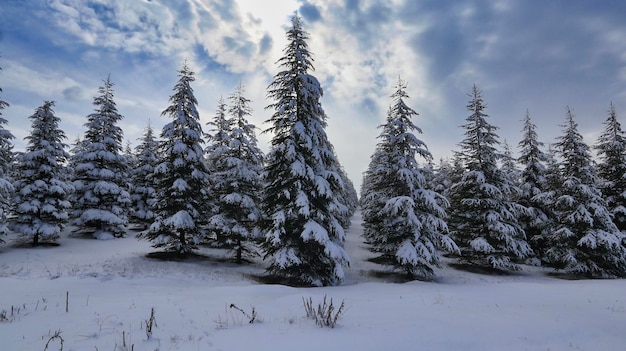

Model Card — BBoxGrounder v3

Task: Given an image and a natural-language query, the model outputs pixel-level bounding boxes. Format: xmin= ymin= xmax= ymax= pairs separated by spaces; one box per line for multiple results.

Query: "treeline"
xmin=1 ymin=13 xmax=625 ymax=286
xmin=0 ymin=15 xmax=358 ymax=287
xmin=361 ymin=82 xmax=626 ymax=280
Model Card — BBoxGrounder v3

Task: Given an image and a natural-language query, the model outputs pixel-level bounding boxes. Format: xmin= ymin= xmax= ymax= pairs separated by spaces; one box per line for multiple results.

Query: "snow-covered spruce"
xmin=70 ymin=77 xmax=130 ymax=239
xmin=129 ymin=123 xmax=159 ymax=229
xmin=324 ymin=149 xmax=358 ymax=231
xmin=543 ymin=107 xmax=626 ymax=277
xmin=11 ymin=101 xmax=73 ymax=246
xmin=447 ymin=85 xmax=532 ymax=271
xmin=138 ymin=63 xmax=211 ymax=256
xmin=517 ymin=111 xmax=551 ymax=260
xmin=594 ymin=103 xmax=626 ymax=232
xmin=0 ymin=61 xmax=13 ymax=241
xmin=260 ymin=14 xmax=349 ymax=286
xmin=500 ymin=139 xmax=521 ymax=187
xmin=206 ymin=82 xmax=265 ymax=263
xmin=361 ymin=78 xmax=458 ymax=279
xmin=204 ymin=95 xmax=230 ymax=228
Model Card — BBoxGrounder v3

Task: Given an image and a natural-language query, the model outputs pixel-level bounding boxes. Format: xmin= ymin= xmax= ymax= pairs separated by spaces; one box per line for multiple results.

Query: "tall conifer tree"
xmin=361 ymin=78 xmax=457 ymax=279
xmin=71 ymin=77 xmax=130 ymax=239
xmin=139 ymin=63 xmax=210 ymax=255
xmin=516 ymin=111 xmax=551 ymax=260
xmin=594 ymin=103 xmax=626 ymax=231
xmin=545 ymin=107 xmax=626 ymax=277
xmin=12 ymin=101 xmax=73 ymax=245
xmin=261 ymin=14 xmax=349 ymax=286
xmin=208 ymin=82 xmax=264 ymax=263
xmin=0 ymin=59 xmax=13 ymax=239
xmin=447 ymin=85 xmax=531 ymax=270
xmin=129 ymin=123 xmax=159 ymax=229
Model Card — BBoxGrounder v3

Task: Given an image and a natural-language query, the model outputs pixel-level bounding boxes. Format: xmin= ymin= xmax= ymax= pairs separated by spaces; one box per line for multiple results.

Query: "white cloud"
xmin=2 ymin=60 xmax=86 ymax=100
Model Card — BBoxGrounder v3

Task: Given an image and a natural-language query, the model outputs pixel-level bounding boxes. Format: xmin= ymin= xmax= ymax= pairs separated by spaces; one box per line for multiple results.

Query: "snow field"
xmin=1 ymin=217 xmax=625 ymax=350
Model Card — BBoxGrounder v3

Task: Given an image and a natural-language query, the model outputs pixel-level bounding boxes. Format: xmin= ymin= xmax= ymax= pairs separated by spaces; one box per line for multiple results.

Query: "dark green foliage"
xmin=11 ymin=101 xmax=73 ymax=246
xmin=594 ymin=103 xmax=626 ymax=231
xmin=139 ymin=63 xmax=211 ymax=255
xmin=447 ymin=85 xmax=531 ymax=271
xmin=71 ymin=77 xmax=130 ymax=239
xmin=129 ymin=124 xmax=158 ymax=229
xmin=517 ymin=111 xmax=551 ymax=260
xmin=260 ymin=14 xmax=348 ymax=286
xmin=361 ymin=78 xmax=457 ymax=279
xmin=543 ymin=107 xmax=626 ymax=277
xmin=207 ymin=83 xmax=264 ymax=263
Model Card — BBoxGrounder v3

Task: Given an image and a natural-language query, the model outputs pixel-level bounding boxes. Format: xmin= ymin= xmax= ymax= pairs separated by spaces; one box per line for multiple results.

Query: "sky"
xmin=1 ymin=0 xmax=626 ymax=190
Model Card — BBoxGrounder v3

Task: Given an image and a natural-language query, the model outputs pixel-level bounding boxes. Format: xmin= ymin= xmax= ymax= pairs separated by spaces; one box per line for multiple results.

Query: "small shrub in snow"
xmin=44 ymin=329 xmax=64 ymax=351
xmin=215 ymin=303 xmax=261 ymax=329
xmin=303 ymin=295 xmax=345 ymax=328
xmin=229 ymin=303 xmax=259 ymax=324
xmin=114 ymin=330 xmax=134 ymax=351
xmin=0 ymin=304 xmax=26 ymax=323
xmin=144 ymin=307 xmax=157 ymax=340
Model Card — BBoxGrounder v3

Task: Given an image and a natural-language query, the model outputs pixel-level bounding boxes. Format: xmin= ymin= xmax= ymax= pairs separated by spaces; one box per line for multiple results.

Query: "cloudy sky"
xmin=1 ymin=0 xmax=626 ymax=189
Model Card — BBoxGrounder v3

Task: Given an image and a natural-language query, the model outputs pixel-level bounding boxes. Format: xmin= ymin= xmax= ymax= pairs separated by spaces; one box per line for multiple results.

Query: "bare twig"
xmin=44 ymin=329 xmax=64 ymax=351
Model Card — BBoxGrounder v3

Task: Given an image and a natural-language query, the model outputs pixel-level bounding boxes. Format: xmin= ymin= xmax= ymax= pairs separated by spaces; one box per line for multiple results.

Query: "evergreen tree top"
xmin=596 ymin=102 xmax=625 ymax=154
xmin=206 ymin=96 xmax=231 ymax=147
xmin=378 ymin=77 xmax=430 ymax=162
xmin=518 ymin=110 xmax=547 ymax=164
xmin=556 ymin=107 xmax=594 ymax=184
xmin=456 ymin=84 xmax=500 ymax=171
xmin=278 ymin=13 xmax=314 ymax=73
xmin=518 ymin=110 xmax=548 ymax=196
xmin=265 ymin=13 xmax=327 ymax=138
xmin=229 ymin=81 xmax=253 ymax=124
xmin=83 ymin=76 xmax=125 ymax=155
xmin=160 ymin=62 xmax=204 ymax=148
xmin=25 ymin=101 xmax=67 ymax=151
xmin=163 ymin=62 xmax=198 ymax=114
xmin=135 ymin=123 xmax=158 ymax=159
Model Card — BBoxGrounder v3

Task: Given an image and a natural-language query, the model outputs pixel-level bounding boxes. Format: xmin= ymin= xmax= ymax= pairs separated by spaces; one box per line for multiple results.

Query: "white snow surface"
xmin=1 ymin=212 xmax=625 ymax=350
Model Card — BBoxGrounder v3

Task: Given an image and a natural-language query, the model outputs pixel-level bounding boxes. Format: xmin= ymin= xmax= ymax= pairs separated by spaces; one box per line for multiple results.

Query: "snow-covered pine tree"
xmin=501 ymin=139 xmax=521 ymax=186
xmin=361 ymin=78 xmax=457 ymax=279
xmin=123 ymin=140 xmax=136 ymax=180
xmin=594 ymin=103 xmax=626 ymax=231
xmin=447 ymin=85 xmax=532 ymax=271
xmin=533 ymin=144 xmax=564 ymax=257
xmin=430 ymin=158 xmax=454 ymax=197
xmin=66 ymin=136 xmax=86 ymax=183
xmin=360 ymin=147 xmax=386 ymax=245
xmin=71 ymin=77 xmax=130 ymax=239
xmin=542 ymin=144 xmax=563 ymax=200
xmin=544 ymin=107 xmax=626 ymax=277
xmin=205 ymin=96 xmax=231 ymax=173
xmin=122 ymin=140 xmax=136 ymax=214
xmin=11 ymin=101 xmax=73 ymax=246
xmin=336 ymin=164 xmax=359 ymax=228
xmin=129 ymin=123 xmax=158 ymax=229
xmin=261 ymin=14 xmax=349 ymax=286
xmin=139 ymin=63 xmax=211 ymax=256
xmin=208 ymin=82 xmax=264 ymax=263
xmin=204 ymin=95 xmax=230 ymax=237
xmin=517 ymin=111 xmax=550 ymax=260
xmin=0 ymin=61 xmax=14 ymax=240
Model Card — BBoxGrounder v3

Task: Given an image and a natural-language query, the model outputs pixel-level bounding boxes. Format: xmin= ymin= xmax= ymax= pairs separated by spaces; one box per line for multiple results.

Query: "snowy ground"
xmin=1 ymin=213 xmax=625 ymax=351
